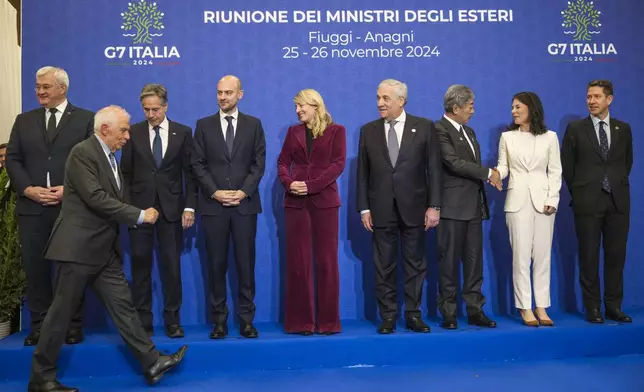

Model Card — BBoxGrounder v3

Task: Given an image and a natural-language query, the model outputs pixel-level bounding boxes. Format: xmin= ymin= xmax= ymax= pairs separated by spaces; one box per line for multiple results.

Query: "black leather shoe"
xmin=377 ymin=318 xmax=396 ymax=334
xmin=65 ymin=328 xmax=84 ymax=345
xmin=585 ymin=308 xmax=604 ymax=324
xmin=606 ymin=309 xmax=632 ymax=323
xmin=209 ymin=323 xmax=228 ymax=339
xmin=441 ymin=316 xmax=458 ymax=330
xmin=240 ymin=323 xmax=259 ymax=338
xmin=468 ymin=312 xmax=497 ymax=328
xmin=144 ymin=345 xmax=188 ymax=385
xmin=405 ymin=316 xmax=430 ymax=333
xmin=165 ymin=325 xmax=184 ymax=338
xmin=27 ymin=380 xmax=78 ymax=391
xmin=24 ymin=330 xmax=40 ymax=346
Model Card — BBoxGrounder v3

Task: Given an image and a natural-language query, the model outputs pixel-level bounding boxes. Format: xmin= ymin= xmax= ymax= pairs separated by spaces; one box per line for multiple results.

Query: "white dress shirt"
xmin=45 ymin=100 xmax=68 ymax=187
xmin=591 ymin=113 xmax=611 ymax=148
xmin=443 ymin=115 xmax=492 ymax=179
xmin=95 ymin=135 xmax=145 ymax=224
xmin=148 ymin=117 xmax=169 ymax=157
xmin=220 ymin=108 xmax=239 ymax=140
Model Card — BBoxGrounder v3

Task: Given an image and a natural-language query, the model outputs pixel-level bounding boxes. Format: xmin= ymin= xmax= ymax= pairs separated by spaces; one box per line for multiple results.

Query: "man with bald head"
xmin=29 ymin=106 xmax=187 ymax=392
xmin=192 ymin=75 xmax=266 ymax=339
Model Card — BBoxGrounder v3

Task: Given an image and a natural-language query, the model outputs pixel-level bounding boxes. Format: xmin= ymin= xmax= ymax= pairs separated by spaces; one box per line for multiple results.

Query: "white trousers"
xmin=505 ymin=192 xmax=555 ymax=309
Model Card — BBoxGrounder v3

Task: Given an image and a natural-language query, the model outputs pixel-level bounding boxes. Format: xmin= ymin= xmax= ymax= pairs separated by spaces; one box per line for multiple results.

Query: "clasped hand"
xmin=289 ymin=181 xmax=308 ymax=196
xmin=24 ymin=185 xmax=63 ymax=206
xmin=212 ymin=190 xmax=247 ymax=206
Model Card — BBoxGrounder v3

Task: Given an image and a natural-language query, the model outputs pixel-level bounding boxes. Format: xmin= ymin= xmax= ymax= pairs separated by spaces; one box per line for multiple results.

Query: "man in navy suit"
xmin=192 ymin=75 xmax=266 ymax=339
xmin=121 ymin=84 xmax=197 ymax=338
xmin=5 ymin=66 xmax=90 ymax=346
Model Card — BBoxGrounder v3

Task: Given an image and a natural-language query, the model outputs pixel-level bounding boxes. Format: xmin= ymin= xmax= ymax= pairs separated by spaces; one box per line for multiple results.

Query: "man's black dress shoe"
xmin=377 ymin=318 xmax=396 ymax=334
xmin=209 ymin=323 xmax=228 ymax=339
xmin=27 ymin=380 xmax=78 ymax=392
xmin=468 ymin=312 xmax=497 ymax=328
xmin=606 ymin=309 xmax=632 ymax=323
xmin=586 ymin=308 xmax=604 ymax=324
xmin=65 ymin=328 xmax=84 ymax=345
xmin=165 ymin=325 xmax=184 ymax=338
xmin=441 ymin=317 xmax=458 ymax=330
xmin=24 ymin=330 xmax=40 ymax=346
xmin=405 ymin=316 xmax=431 ymax=333
xmin=240 ymin=323 xmax=259 ymax=338
xmin=144 ymin=345 xmax=188 ymax=385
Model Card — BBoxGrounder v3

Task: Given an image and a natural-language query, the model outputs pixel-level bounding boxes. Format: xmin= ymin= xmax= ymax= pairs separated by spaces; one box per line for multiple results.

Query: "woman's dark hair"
xmin=508 ymin=92 xmax=547 ymax=136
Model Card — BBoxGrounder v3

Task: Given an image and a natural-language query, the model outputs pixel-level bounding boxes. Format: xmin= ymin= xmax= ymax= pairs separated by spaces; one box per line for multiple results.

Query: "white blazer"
xmin=496 ymin=130 xmax=562 ymax=213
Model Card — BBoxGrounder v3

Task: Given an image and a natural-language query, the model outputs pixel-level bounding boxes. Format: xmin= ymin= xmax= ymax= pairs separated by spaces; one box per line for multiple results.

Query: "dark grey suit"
xmin=5 ymin=103 xmax=93 ymax=330
xmin=434 ymin=117 xmax=490 ymax=318
xmin=30 ymin=136 xmax=160 ymax=383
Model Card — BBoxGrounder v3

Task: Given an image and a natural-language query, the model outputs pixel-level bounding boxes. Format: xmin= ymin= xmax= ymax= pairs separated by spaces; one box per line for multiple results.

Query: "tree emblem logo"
xmin=121 ymin=0 xmax=165 ymax=44
xmin=561 ymin=0 xmax=601 ymax=41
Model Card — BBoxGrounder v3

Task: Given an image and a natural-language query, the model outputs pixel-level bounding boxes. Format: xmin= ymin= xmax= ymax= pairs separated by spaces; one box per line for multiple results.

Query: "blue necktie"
xmin=598 ymin=121 xmax=611 ymax=193
xmin=109 ymin=153 xmax=120 ymax=189
xmin=225 ymin=116 xmax=234 ymax=155
xmin=152 ymin=125 xmax=163 ymax=168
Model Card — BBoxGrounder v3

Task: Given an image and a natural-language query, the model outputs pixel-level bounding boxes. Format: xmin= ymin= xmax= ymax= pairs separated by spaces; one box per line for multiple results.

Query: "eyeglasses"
xmin=34 ymin=84 xmax=57 ymax=92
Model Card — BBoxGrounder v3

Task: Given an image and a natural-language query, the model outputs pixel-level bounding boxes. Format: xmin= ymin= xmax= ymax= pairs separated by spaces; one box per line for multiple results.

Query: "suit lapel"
xmin=90 ymin=137 xmax=120 ymax=196
xmin=442 ymin=118 xmax=476 ymax=162
xmin=212 ymin=113 xmax=231 ymax=161
xmin=463 ymin=126 xmax=480 ymax=163
xmin=135 ymin=122 xmax=157 ymax=168
xmin=377 ymin=120 xmax=394 ymax=168
xmin=509 ymin=132 xmax=530 ymax=171
xmin=395 ymin=115 xmax=419 ymax=168
xmin=527 ymin=133 xmax=543 ymax=171
xmin=230 ymin=113 xmax=246 ymax=159
xmin=161 ymin=121 xmax=181 ymax=167
xmin=608 ymin=120 xmax=620 ymax=160
xmin=310 ymin=127 xmax=329 ymax=157
xmin=51 ymin=104 xmax=75 ymax=143
xmin=583 ymin=117 xmax=604 ymax=160
xmin=293 ymin=125 xmax=308 ymax=160
xmin=36 ymin=108 xmax=50 ymax=147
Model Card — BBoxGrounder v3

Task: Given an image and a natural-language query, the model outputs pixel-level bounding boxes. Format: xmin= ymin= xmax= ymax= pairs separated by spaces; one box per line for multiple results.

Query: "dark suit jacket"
xmin=120 ymin=119 xmax=197 ymax=222
xmin=45 ymin=136 xmax=141 ymax=266
xmin=561 ymin=116 xmax=632 ymax=214
xmin=277 ymin=123 xmax=346 ymax=209
xmin=192 ymin=111 xmax=266 ymax=215
xmin=357 ymin=113 xmax=442 ymax=227
xmin=5 ymin=103 xmax=94 ymax=215
xmin=435 ymin=117 xmax=490 ymax=221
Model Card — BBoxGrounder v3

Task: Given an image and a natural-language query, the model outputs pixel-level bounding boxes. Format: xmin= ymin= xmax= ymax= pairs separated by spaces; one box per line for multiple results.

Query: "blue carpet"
xmin=1 ymin=310 xmax=643 ymax=386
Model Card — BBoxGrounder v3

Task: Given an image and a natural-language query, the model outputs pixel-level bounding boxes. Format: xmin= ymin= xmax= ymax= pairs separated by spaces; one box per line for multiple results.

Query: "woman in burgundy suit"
xmin=277 ymin=89 xmax=346 ymax=335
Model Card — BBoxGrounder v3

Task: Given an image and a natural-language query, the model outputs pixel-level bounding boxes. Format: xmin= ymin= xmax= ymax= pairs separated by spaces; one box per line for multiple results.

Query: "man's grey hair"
xmin=378 ymin=79 xmax=408 ymax=103
xmin=444 ymin=85 xmax=474 ymax=113
xmin=140 ymin=84 xmax=168 ymax=105
xmin=36 ymin=66 xmax=70 ymax=90
xmin=94 ymin=106 xmax=130 ymax=134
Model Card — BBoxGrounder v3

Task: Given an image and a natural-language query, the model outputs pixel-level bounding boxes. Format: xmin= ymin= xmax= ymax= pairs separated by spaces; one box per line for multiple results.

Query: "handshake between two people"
xmin=488 ymin=168 xmax=503 ymax=191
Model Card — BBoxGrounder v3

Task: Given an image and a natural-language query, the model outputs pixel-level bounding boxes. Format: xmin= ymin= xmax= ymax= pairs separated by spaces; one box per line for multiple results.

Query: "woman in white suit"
xmin=496 ymin=92 xmax=562 ymax=326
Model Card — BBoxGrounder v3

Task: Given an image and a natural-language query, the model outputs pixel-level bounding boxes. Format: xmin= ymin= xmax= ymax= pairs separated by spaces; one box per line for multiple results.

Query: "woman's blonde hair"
xmin=294 ymin=89 xmax=332 ymax=138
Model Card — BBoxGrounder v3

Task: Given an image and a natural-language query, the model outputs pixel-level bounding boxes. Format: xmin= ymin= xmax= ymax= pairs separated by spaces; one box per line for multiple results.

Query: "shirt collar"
xmin=591 ymin=112 xmax=610 ymax=128
xmin=47 ymin=99 xmax=68 ymax=114
xmin=220 ymin=108 xmax=239 ymax=121
xmin=94 ymin=134 xmax=113 ymax=155
xmin=386 ymin=110 xmax=406 ymax=124
xmin=443 ymin=114 xmax=464 ymax=132
xmin=149 ymin=116 xmax=169 ymax=132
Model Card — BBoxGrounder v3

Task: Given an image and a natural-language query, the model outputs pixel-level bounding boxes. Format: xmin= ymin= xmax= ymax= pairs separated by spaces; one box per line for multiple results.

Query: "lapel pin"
xmin=459 ymin=137 xmax=464 ymax=141
xmin=615 ymin=126 xmax=619 ymax=130
xmin=411 ymin=129 xmax=416 ymax=133
xmin=172 ymin=132 xmax=176 ymax=135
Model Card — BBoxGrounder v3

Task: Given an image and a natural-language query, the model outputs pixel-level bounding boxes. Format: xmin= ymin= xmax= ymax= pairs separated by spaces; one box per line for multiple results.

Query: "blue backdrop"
xmin=22 ymin=0 xmax=644 ymax=327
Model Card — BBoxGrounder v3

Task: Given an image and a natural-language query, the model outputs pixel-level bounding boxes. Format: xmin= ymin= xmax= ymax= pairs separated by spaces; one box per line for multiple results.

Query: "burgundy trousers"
xmin=284 ymin=201 xmax=340 ymax=333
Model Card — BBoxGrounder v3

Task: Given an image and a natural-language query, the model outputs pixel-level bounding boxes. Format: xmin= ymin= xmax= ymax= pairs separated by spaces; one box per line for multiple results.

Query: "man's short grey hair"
xmin=36 ymin=66 xmax=70 ymax=90
xmin=140 ymin=84 xmax=168 ymax=105
xmin=378 ymin=79 xmax=408 ymax=103
xmin=444 ymin=85 xmax=474 ymax=113
xmin=94 ymin=106 xmax=130 ymax=134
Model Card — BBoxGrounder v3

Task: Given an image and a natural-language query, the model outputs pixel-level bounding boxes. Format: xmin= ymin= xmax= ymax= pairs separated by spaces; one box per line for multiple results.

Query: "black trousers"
xmin=203 ymin=210 xmax=257 ymax=324
xmin=436 ymin=217 xmax=485 ymax=318
xmin=575 ymin=191 xmax=630 ymax=310
xmin=372 ymin=203 xmax=426 ymax=320
xmin=30 ymin=254 xmax=159 ymax=383
xmin=129 ymin=201 xmax=183 ymax=327
xmin=17 ymin=207 xmax=83 ymax=330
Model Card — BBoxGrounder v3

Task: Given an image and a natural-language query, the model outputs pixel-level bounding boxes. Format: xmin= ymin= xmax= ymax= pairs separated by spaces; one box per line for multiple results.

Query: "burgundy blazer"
xmin=277 ymin=123 xmax=346 ymax=209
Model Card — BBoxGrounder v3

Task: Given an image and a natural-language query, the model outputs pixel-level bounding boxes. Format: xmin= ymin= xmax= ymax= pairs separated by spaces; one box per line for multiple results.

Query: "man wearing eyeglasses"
xmin=5 ymin=66 xmax=94 ymax=347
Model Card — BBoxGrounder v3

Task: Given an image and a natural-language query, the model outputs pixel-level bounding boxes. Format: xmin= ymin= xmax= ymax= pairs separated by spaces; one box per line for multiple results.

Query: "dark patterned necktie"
xmin=152 ymin=125 xmax=163 ymax=168
xmin=598 ymin=121 xmax=611 ymax=193
xmin=225 ymin=116 xmax=234 ymax=155
xmin=47 ymin=108 xmax=58 ymax=133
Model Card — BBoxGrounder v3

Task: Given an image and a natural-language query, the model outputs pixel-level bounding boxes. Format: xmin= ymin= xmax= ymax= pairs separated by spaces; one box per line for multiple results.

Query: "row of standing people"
xmin=5 ymin=67 xmax=632 ymax=390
